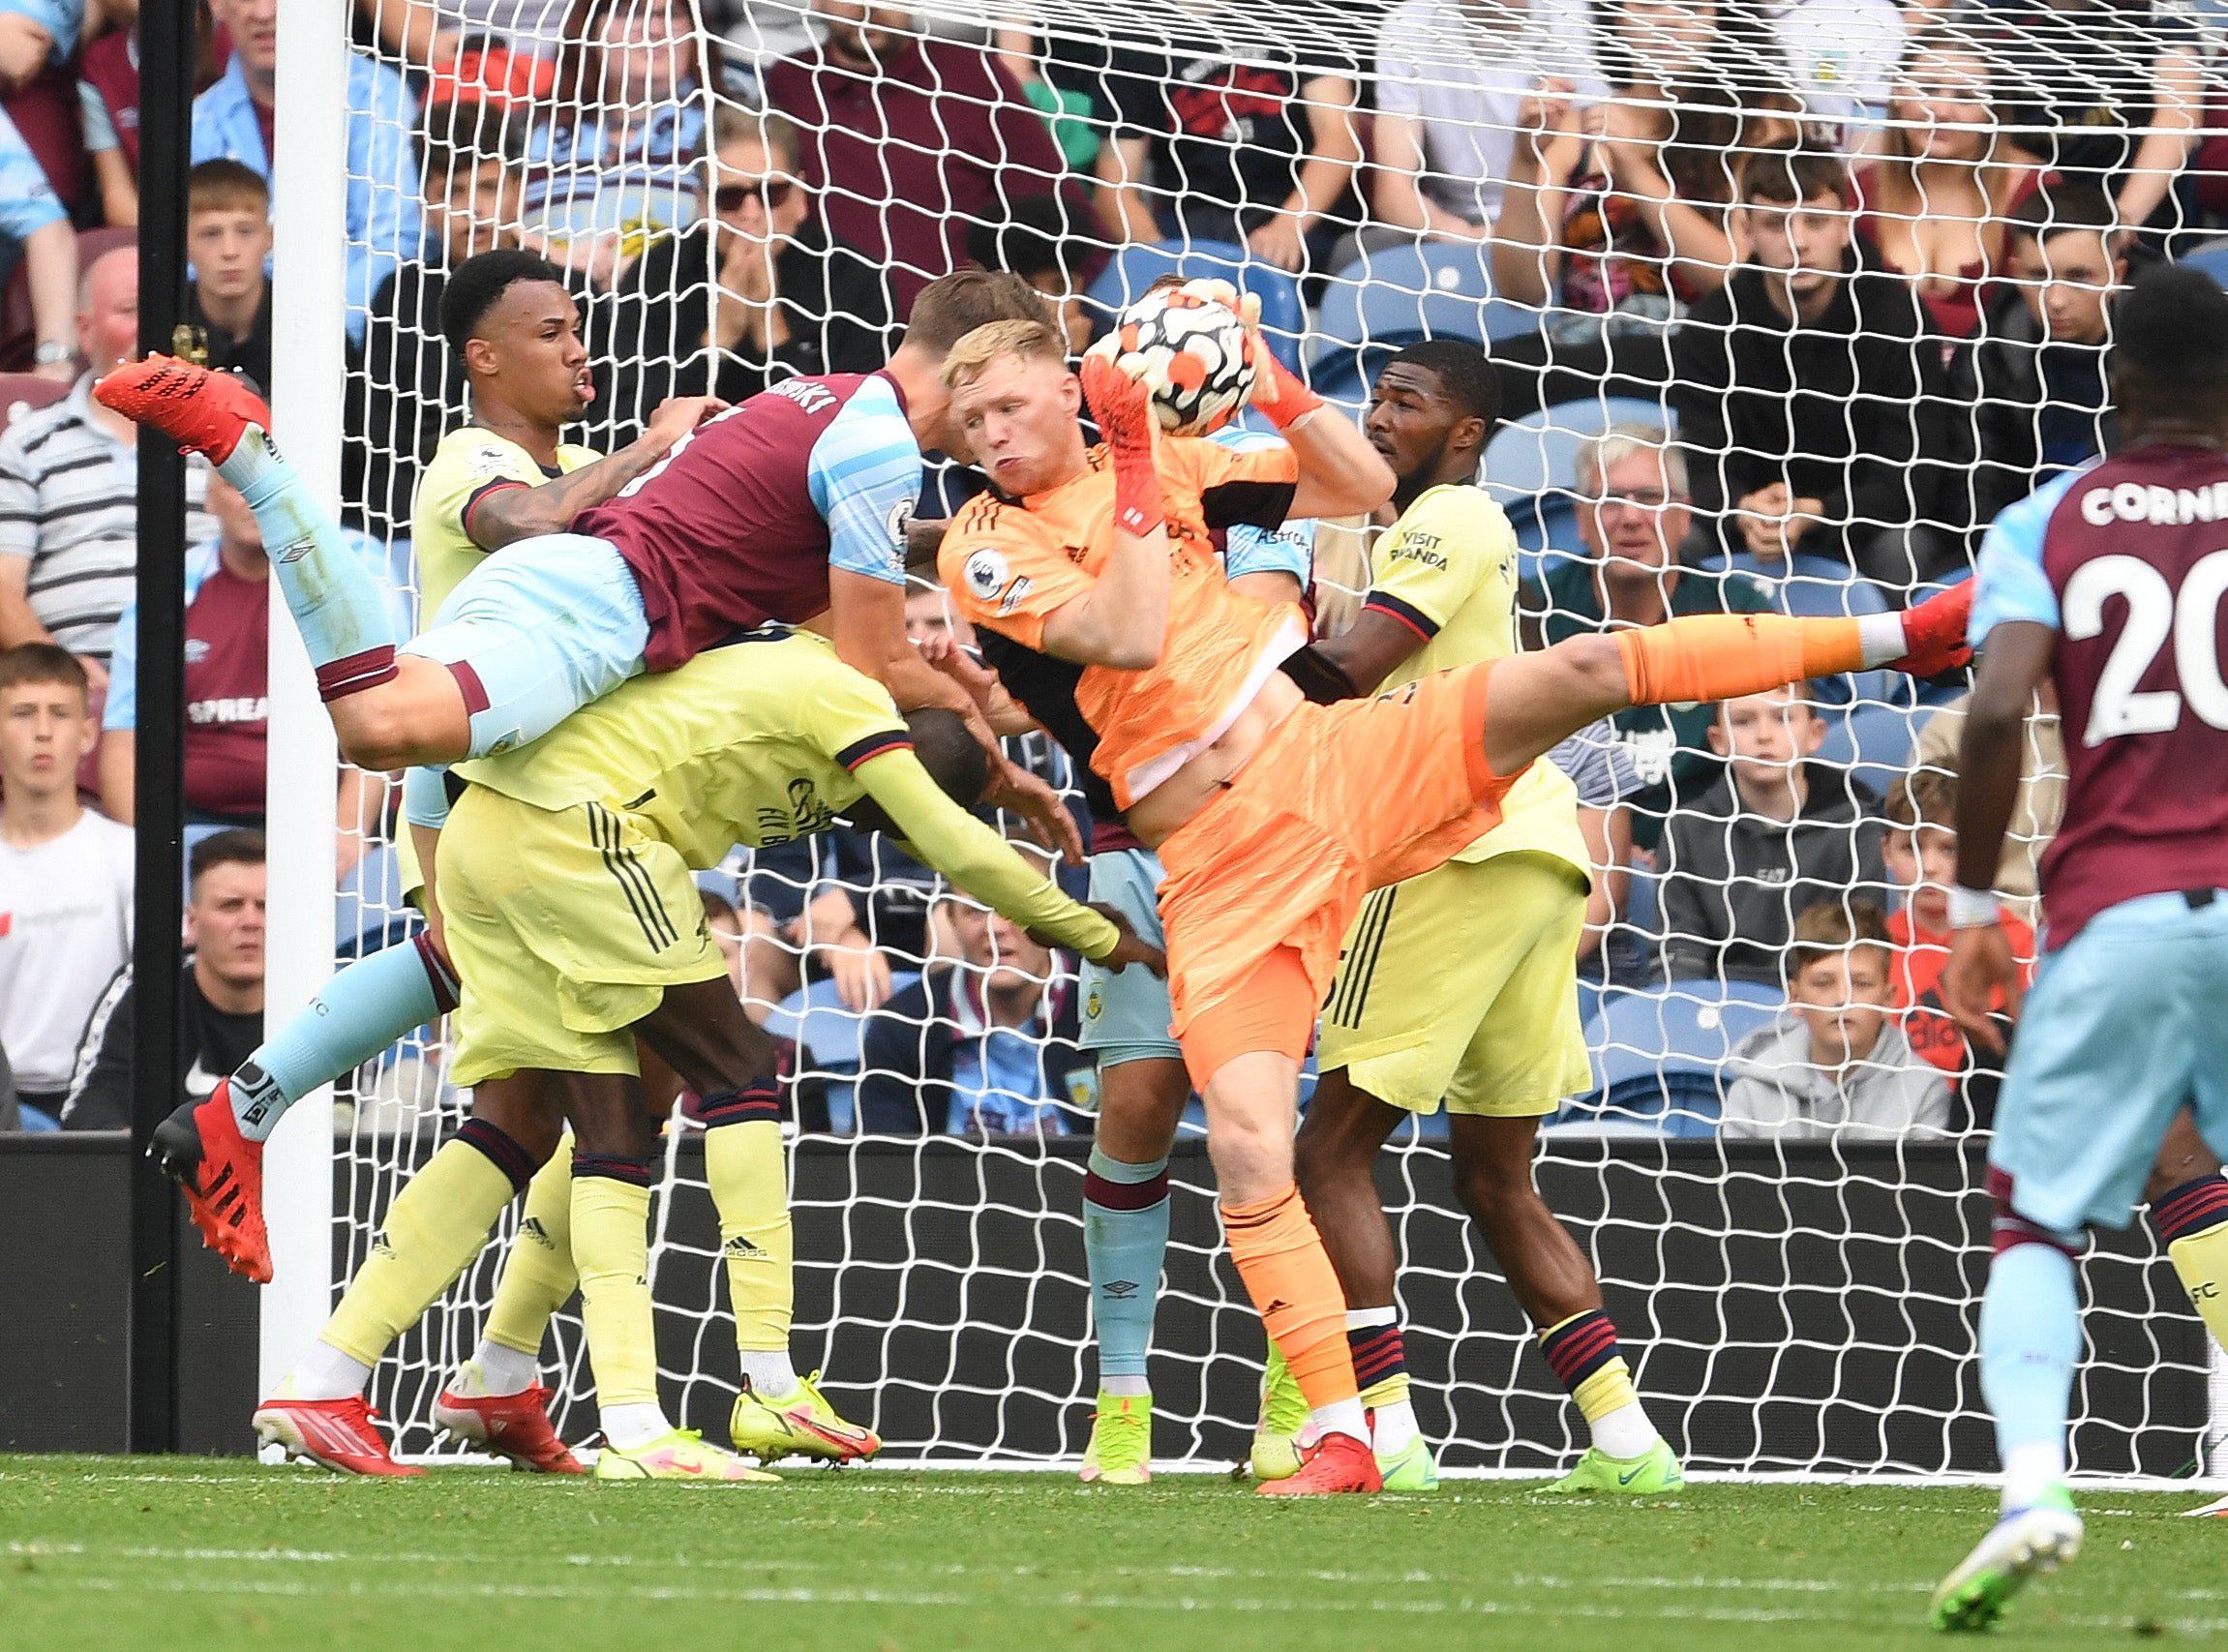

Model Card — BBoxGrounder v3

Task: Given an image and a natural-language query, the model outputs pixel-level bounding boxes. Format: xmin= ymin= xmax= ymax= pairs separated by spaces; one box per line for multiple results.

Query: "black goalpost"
xmin=126 ymin=0 xmax=201 ymax=1455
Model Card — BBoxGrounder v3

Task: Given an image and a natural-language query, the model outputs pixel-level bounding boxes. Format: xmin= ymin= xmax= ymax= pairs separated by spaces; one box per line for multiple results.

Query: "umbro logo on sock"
xmin=724 ymin=1235 xmax=768 ymax=1259
xmin=1102 ymin=1279 xmax=1138 ymax=1300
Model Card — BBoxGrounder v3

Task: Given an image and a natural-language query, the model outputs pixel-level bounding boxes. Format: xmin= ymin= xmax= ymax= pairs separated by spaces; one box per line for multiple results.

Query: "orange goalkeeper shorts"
xmin=1156 ymin=658 xmax=1513 ymax=1088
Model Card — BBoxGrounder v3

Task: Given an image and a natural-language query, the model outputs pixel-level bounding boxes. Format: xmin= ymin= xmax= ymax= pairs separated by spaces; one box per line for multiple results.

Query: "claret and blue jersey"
xmin=1975 ymin=441 xmax=2228 ymax=1235
xmin=573 ymin=371 xmax=920 ymax=674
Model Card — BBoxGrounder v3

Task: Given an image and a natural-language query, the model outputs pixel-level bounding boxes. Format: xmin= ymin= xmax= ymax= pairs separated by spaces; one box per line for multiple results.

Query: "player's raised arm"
xmin=847 ymin=712 xmax=1161 ymax=974
xmin=1182 ymin=281 xmax=1394 ymax=522
xmin=468 ymin=394 xmax=727 ymax=550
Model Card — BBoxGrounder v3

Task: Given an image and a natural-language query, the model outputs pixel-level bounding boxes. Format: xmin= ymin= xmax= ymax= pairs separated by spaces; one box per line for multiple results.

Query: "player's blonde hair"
xmin=940 ymin=317 xmax=1068 ymax=392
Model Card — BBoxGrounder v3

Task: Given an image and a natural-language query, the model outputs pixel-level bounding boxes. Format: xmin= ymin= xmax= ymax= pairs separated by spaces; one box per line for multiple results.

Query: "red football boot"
xmin=149 ymin=1086 xmax=271 ymax=1284
xmin=434 ymin=1379 xmax=585 ymax=1474
xmin=253 ymin=1394 xmax=425 ymax=1477
xmin=1254 ymin=1429 xmax=1383 ymax=1497
xmin=93 ymin=353 xmax=271 ymax=464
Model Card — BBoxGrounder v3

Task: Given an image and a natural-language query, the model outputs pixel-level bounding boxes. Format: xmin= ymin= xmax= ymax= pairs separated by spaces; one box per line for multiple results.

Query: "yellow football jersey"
xmin=410 ymin=426 xmax=600 ymax=619
xmin=453 ymin=630 xmax=1115 ymax=957
xmin=1361 ymin=484 xmax=1589 ymax=873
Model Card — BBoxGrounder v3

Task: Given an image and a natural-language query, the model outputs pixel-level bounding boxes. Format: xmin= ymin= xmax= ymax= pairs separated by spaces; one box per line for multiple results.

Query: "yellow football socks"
xmin=706 ymin=1117 xmax=794 ymax=1356
xmin=570 ymin=1156 xmax=661 ymax=1410
xmin=322 ymin=1127 xmax=527 ymax=1367
xmin=483 ymin=1142 xmax=579 ymax=1361
xmin=2154 ymin=1177 xmax=2228 ymax=1359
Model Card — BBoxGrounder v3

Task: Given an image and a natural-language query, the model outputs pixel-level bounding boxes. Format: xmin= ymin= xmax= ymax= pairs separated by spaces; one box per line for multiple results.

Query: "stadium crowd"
xmin=0 ymin=0 xmax=2207 ymax=1139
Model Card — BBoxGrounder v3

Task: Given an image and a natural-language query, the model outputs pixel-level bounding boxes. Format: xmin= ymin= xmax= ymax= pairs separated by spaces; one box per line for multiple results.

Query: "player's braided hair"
xmin=437 ymin=247 xmax=571 ymax=358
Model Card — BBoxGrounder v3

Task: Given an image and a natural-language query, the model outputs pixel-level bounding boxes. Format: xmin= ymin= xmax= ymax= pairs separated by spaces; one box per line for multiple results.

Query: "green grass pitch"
xmin=3 ymin=1457 xmax=2222 ymax=1649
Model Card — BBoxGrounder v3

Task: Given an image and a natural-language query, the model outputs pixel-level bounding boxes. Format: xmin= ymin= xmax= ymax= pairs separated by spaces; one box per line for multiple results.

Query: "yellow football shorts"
xmin=437 ymin=786 xmax=728 ymax=1089
xmin=1316 ymin=850 xmax=1592 ymax=1118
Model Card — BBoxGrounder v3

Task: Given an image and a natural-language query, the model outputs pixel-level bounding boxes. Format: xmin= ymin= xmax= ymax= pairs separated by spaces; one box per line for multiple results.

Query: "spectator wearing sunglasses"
xmin=609 ymin=103 xmax=892 ymax=423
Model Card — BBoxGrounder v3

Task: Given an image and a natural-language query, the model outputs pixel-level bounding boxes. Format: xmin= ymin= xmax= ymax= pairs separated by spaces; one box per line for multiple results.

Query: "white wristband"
xmin=1946 ymin=885 xmax=2000 ymax=929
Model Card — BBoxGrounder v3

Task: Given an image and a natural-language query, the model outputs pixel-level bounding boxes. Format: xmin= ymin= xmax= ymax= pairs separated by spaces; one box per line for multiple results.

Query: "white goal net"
xmin=265 ymin=0 xmax=2222 ymax=1477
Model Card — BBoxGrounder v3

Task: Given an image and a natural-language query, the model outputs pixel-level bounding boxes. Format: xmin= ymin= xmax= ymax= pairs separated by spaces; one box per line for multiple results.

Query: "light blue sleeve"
xmin=0 ymin=105 xmax=64 ymax=241
xmin=190 ymin=70 xmax=258 ymax=169
xmin=0 ymin=0 xmax=78 ymax=60
xmin=107 ymin=544 xmax=222 ymax=734
xmin=76 ymin=77 xmax=117 ymax=153
xmin=344 ymin=53 xmax=424 ymax=348
xmin=104 ymin=599 xmax=135 ymax=732
xmin=1208 ymin=424 xmax=1311 ymax=585
xmin=805 ymin=378 xmax=921 ymax=586
xmin=1970 ymin=468 xmax=2083 ymax=647
xmin=1223 ymin=519 xmax=1314 ymax=585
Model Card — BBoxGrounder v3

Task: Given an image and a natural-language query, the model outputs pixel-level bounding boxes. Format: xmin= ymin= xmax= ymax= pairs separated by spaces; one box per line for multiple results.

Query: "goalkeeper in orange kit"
xmin=936 ymin=290 xmax=1974 ymax=1494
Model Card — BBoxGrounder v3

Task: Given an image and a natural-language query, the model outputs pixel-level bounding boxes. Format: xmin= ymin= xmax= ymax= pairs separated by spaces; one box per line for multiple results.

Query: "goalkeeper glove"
xmin=1081 ymin=341 xmax=1165 ymax=538
xmin=1178 ymin=277 xmax=1324 ymax=434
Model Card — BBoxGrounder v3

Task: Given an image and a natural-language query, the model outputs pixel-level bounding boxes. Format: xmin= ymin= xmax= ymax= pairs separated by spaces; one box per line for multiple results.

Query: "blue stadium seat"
xmin=1816 ymin=699 xmax=1920 ymax=796
xmin=1312 ymin=244 xmax=1535 ymax=365
xmin=1482 ymin=396 xmax=1674 ymax=564
xmin=1560 ymin=983 xmax=1779 ymax=1137
xmin=2178 ymin=241 xmax=2228 ymax=290
xmin=1082 ymin=240 xmax=1306 ymax=374
xmin=16 ymin=1102 xmax=59 ymax=1130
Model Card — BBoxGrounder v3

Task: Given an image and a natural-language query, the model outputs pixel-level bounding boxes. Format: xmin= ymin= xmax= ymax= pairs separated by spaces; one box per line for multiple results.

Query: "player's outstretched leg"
xmin=255 ymin=1115 xmax=541 ymax=1474
xmin=1079 ymin=1057 xmax=1187 ymax=1486
xmin=706 ymin=1084 xmax=881 ymax=1465
xmin=434 ymin=1144 xmax=584 ymax=1474
xmin=95 ymin=357 xmax=403 ymax=703
xmin=152 ymin=935 xmax=463 ymax=1280
xmin=1931 ymin=1222 xmax=2084 ymax=1630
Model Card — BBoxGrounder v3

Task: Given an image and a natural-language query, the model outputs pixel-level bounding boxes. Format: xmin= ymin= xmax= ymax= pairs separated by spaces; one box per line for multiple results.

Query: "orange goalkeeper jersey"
xmin=938 ymin=436 xmax=1303 ymax=811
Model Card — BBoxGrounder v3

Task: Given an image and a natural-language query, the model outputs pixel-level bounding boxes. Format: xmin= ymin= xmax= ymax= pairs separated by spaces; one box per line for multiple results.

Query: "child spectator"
xmin=1721 ymin=899 xmax=1952 ymax=1140
xmin=0 ymin=645 xmax=133 ymax=1129
xmin=1881 ymin=768 xmax=2033 ymax=1130
xmin=186 ymin=159 xmax=273 ymax=391
xmin=1658 ymin=684 xmax=1886 ymax=987
xmin=1912 ymin=687 xmax=2065 ymax=921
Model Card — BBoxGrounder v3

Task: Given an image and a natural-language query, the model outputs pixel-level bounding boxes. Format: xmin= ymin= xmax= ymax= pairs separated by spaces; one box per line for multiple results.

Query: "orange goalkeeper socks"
xmin=1222 ymin=1184 xmax=1361 ymax=1413
xmin=1614 ymin=613 xmax=1873 ymax=708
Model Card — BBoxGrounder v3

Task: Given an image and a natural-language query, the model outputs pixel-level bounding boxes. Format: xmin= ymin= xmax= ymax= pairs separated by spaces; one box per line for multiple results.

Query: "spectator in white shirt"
xmin=1370 ymin=0 xmax=1604 ymax=244
xmin=0 ymin=644 xmax=133 ymax=1127
xmin=1766 ymin=0 xmax=1907 ymax=147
